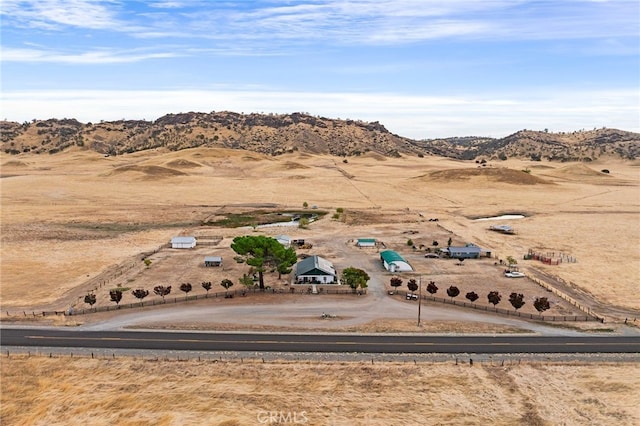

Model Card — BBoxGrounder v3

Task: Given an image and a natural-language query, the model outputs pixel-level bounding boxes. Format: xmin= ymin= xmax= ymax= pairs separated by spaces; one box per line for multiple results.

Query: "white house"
xmin=171 ymin=236 xmax=196 ymax=249
xmin=294 ymin=255 xmax=337 ymax=284
xmin=380 ymin=250 xmax=413 ymax=272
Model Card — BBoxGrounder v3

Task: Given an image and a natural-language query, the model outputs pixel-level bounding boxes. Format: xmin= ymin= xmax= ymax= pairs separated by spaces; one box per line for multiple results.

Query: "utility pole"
xmin=417 ymin=276 xmax=422 ymax=327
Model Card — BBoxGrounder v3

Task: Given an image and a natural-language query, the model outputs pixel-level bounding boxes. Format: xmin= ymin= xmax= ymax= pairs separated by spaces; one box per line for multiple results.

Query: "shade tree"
xmin=341 ymin=267 xmax=370 ymax=293
xmin=487 ymin=291 xmax=502 ymax=307
xmin=447 ymin=286 xmax=460 ymax=300
xmin=407 ymin=279 xmax=418 ymax=295
xmin=154 ymin=285 xmax=171 ymax=301
xmin=231 ymin=235 xmax=297 ymax=290
xmin=534 ymin=297 xmax=551 ymax=313
xmin=509 ymin=292 xmax=525 ymax=310
xmin=465 ymin=291 xmax=479 ymax=302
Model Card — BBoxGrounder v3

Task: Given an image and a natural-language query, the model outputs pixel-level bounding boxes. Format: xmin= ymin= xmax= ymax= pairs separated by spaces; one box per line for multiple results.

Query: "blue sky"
xmin=1 ymin=0 xmax=638 ymax=138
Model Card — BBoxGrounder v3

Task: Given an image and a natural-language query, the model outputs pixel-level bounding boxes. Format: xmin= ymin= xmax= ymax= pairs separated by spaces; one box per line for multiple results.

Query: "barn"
xmin=294 ymin=255 xmax=337 ymax=284
xmin=171 ymin=236 xmax=196 ymax=249
xmin=356 ymin=238 xmax=376 ymax=247
xmin=380 ymin=250 xmax=413 ymax=272
xmin=204 ymin=256 xmax=222 ymax=267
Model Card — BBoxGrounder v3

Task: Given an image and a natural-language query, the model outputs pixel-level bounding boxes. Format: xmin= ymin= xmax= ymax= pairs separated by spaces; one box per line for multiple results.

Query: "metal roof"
xmin=357 ymin=238 xmax=376 ymax=243
xmin=171 ymin=236 xmax=196 ymax=243
xmin=380 ymin=250 xmax=407 ymax=263
xmin=295 ymin=255 xmax=336 ymax=276
xmin=204 ymin=256 xmax=222 ymax=262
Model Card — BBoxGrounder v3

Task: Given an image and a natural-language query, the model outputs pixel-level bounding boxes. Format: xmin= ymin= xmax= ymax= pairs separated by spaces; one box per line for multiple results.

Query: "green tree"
xmin=506 ymin=256 xmax=518 ymax=269
xmin=143 ymin=259 xmax=152 ymax=267
xmin=407 ymin=238 xmax=413 ymax=246
xmin=179 ymin=283 xmax=192 ymax=298
xmin=201 ymin=281 xmax=212 ymax=294
xmin=239 ymin=273 xmax=254 ymax=288
xmin=447 ymin=237 xmax=452 ymax=247
xmin=131 ymin=289 xmax=149 ymax=305
xmin=303 ymin=201 xmax=308 ymax=208
xmin=231 ymin=235 xmax=297 ymax=290
xmin=84 ymin=293 xmax=97 ymax=308
xmin=341 ymin=267 xmax=370 ymax=293
xmin=509 ymin=292 xmax=525 ymax=310
xmin=109 ymin=289 xmax=123 ymax=306
xmin=298 ymin=217 xmax=309 ymax=229
xmin=407 ymin=279 xmax=418 ymax=295
xmin=220 ymin=278 xmax=234 ymax=295
xmin=426 ymin=281 xmax=438 ymax=295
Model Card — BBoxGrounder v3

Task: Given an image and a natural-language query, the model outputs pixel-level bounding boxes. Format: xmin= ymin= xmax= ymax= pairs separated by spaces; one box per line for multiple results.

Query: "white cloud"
xmin=1 ymin=47 xmax=179 ymax=64
xmin=2 ymin=89 xmax=637 ymax=138
xmin=1 ymin=0 xmax=123 ymax=30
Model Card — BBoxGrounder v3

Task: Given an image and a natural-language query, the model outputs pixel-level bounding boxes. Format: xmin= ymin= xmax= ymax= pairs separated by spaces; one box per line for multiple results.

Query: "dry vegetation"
xmin=1 ymin=355 xmax=639 ymax=426
xmin=2 ymin=147 xmax=640 ymax=425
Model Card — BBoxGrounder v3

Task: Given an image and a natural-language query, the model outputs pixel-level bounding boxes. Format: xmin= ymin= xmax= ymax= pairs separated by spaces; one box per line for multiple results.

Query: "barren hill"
xmin=1 ymin=112 xmax=638 ymax=161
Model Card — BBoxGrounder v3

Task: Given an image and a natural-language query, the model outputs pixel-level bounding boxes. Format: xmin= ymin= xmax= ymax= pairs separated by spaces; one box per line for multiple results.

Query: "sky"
xmin=1 ymin=0 xmax=639 ymax=139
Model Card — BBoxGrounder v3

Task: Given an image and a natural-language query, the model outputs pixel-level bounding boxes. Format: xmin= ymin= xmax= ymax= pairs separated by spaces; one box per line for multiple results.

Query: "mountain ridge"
xmin=1 ymin=111 xmax=638 ymax=161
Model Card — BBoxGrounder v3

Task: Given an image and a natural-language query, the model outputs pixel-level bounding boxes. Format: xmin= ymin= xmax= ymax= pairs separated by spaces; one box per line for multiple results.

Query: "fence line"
xmin=5 ymin=287 xmax=367 ymax=317
xmin=394 ymin=289 xmax=600 ymax=322
xmin=528 ymin=277 xmax=603 ymax=322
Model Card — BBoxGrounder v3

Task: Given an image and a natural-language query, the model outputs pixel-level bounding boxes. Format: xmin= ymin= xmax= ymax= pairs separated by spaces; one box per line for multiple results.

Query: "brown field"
xmin=1 ymin=148 xmax=639 ymax=424
xmin=2 ymin=355 xmax=639 ymax=426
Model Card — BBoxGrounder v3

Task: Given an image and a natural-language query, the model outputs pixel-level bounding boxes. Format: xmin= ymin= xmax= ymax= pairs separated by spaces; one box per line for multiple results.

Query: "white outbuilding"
xmin=380 ymin=250 xmax=413 ymax=272
xmin=171 ymin=236 xmax=196 ymax=249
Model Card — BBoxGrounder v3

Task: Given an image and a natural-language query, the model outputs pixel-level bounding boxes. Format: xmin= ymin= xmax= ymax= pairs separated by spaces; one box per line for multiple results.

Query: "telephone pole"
xmin=417 ymin=276 xmax=422 ymax=327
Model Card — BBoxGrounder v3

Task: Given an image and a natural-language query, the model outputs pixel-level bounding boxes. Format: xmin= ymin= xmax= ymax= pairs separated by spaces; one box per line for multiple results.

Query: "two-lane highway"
xmin=2 ymin=328 xmax=639 ymax=354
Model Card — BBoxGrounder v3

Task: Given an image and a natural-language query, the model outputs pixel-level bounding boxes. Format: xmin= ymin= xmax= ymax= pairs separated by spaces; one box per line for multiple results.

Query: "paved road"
xmin=2 ymin=328 xmax=639 ymax=354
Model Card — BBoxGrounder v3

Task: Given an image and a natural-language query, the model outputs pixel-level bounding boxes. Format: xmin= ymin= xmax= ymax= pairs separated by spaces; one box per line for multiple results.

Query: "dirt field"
xmin=2 ymin=355 xmax=639 ymax=426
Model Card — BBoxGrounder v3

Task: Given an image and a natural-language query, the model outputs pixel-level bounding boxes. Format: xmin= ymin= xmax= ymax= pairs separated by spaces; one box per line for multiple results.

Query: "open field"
xmin=2 ymin=355 xmax=639 ymax=426
xmin=2 ymin=149 xmax=640 ymax=425
xmin=1 ymin=148 xmax=638 ymax=320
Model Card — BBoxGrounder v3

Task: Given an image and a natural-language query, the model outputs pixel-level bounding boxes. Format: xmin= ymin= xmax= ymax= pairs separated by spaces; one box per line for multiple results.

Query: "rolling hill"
xmin=1 ymin=112 xmax=638 ymax=161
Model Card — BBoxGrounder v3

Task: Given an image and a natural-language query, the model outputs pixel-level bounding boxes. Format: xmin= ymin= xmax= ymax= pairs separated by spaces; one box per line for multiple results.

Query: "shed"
xmin=275 ymin=235 xmax=291 ymax=248
xmin=446 ymin=244 xmax=485 ymax=259
xmin=380 ymin=250 xmax=413 ymax=272
xmin=294 ymin=255 xmax=337 ymax=284
xmin=171 ymin=236 xmax=196 ymax=249
xmin=356 ymin=238 xmax=376 ymax=247
xmin=204 ymin=256 xmax=222 ymax=267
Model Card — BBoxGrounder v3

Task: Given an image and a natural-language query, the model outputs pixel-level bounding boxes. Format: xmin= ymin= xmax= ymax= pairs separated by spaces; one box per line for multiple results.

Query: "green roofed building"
xmin=356 ymin=238 xmax=376 ymax=247
xmin=294 ymin=255 xmax=337 ymax=284
xmin=380 ymin=250 xmax=413 ymax=272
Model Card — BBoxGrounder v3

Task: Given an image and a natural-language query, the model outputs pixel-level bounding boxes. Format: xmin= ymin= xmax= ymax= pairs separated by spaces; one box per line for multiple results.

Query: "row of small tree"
xmin=389 ymin=277 xmax=551 ymax=313
xmin=84 ymin=280 xmax=238 ymax=308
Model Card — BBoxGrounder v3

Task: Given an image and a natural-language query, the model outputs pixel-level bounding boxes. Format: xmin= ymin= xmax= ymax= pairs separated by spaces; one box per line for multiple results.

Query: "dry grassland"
xmin=1 ymin=148 xmax=638 ymax=318
xmin=2 ymin=149 xmax=640 ymax=425
xmin=1 ymin=355 xmax=639 ymax=426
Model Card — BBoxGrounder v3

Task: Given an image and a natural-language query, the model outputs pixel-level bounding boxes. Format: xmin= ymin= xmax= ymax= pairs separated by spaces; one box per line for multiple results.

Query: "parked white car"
xmin=504 ymin=271 xmax=526 ymax=278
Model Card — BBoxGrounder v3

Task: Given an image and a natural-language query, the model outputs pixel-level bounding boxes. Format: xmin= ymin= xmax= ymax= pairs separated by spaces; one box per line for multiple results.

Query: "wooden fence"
xmin=393 ymin=289 xmax=602 ymax=322
xmin=5 ymin=286 xmax=367 ymax=317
